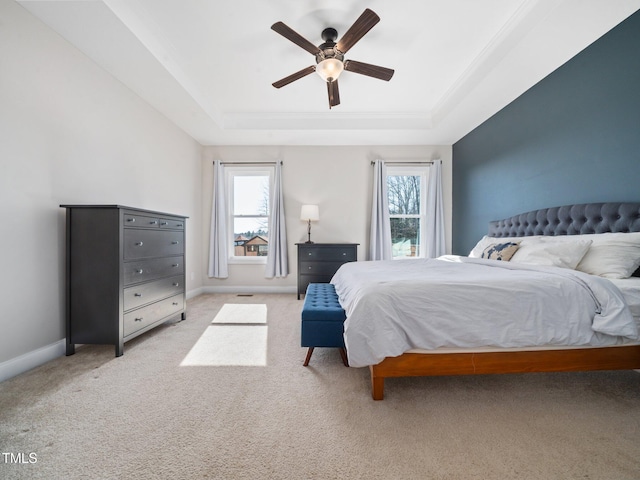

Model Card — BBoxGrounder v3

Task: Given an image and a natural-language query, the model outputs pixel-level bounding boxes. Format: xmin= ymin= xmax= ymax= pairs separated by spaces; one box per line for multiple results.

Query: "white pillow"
xmin=510 ymin=238 xmax=593 ymax=270
xmin=574 ymin=232 xmax=640 ymax=278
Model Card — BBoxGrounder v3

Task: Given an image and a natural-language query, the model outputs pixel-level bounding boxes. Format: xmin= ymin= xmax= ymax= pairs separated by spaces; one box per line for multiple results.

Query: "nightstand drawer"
xmin=299 ymin=246 xmax=357 ymax=262
xmin=299 ymin=261 xmax=346 ymax=276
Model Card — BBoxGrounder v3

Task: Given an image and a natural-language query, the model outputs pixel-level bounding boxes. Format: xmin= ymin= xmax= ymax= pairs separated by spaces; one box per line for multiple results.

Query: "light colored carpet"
xmin=1 ymin=293 xmax=640 ymax=479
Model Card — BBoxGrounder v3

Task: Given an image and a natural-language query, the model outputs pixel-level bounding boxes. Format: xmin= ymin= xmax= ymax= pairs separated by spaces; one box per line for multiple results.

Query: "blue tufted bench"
xmin=301 ymin=283 xmax=348 ymax=366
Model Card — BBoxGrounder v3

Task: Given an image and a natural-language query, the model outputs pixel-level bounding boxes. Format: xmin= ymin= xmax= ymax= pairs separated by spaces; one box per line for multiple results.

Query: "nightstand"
xmin=296 ymin=243 xmax=358 ymax=299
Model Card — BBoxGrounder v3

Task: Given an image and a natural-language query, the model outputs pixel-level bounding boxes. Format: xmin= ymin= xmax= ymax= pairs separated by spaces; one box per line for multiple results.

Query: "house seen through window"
xmin=227 ymin=167 xmax=272 ymax=262
xmin=387 ymin=165 xmax=429 ymax=259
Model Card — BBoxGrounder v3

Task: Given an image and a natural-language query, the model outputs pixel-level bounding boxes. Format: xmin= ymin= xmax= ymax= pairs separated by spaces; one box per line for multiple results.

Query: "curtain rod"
xmin=370 ymin=161 xmax=434 ymax=165
xmin=216 ymin=161 xmax=283 ymax=165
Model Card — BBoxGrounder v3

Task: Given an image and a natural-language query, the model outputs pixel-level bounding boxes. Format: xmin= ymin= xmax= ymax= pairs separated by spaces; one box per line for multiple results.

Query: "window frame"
xmin=386 ymin=164 xmax=429 ymax=259
xmin=225 ymin=165 xmax=274 ymax=265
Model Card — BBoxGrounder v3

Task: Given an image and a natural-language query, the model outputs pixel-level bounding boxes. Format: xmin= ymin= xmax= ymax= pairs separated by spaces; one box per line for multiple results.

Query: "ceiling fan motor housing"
xmin=317 ymin=27 xmax=344 ymax=64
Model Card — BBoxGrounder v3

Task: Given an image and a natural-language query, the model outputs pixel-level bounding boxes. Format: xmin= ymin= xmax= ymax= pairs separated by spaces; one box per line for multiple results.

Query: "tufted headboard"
xmin=488 ymin=202 xmax=640 ymax=277
xmin=488 ymin=203 xmax=640 ymax=237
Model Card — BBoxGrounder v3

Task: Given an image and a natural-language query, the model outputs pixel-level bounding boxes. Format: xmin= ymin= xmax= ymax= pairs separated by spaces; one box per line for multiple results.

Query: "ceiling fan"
xmin=271 ymin=8 xmax=394 ymax=109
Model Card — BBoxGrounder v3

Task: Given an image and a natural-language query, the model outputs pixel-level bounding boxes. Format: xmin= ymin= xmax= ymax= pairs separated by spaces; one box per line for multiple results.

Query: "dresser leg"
xmin=115 ymin=342 xmax=123 ymax=357
xmin=181 ymin=311 xmax=186 ymax=321
xmin=66 ymin=342 xmax=75 ymax=356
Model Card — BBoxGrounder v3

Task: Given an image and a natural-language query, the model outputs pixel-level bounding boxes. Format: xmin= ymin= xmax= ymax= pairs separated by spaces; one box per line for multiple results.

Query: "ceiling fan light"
xmin=316 ymin=58 xmax=344 ymax=82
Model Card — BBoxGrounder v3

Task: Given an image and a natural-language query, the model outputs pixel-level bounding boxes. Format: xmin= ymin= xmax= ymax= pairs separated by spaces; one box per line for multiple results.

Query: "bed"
xmin=330 ymin=202 xmax=640 ymax=400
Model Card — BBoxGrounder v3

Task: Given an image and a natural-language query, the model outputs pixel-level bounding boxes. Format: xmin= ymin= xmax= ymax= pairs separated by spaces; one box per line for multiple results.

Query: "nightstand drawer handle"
xmin=172 ymin=302 xmax=179 ymax=306
xmin=127 ymin=218 xmax=136 ymax=223
xmin=171 ymin=241 xmax=179 ymax=245
xmin=135 ymin=241 xmax=144 ymax=246
xmin=307 ymin=266 xmax=312 ymax=270
xmin=136 ymin=269 xmax=144 ymax=274
xmin=173 ymin=282 xmax=180 ymax=287
xmin=172 ymin=264 xmax=179 ymax=267
xmin=177 ymin=224 xmax=183 ymax=227
xmin=134 ymin=293 xmax=142 ymax=297
xmin=134 ymin=317 xmax=143 ymax=322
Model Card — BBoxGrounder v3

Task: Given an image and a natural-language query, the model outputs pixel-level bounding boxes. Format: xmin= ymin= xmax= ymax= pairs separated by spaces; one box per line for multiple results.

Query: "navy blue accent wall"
xmin=452 ymin=10 xmax=640 ymax=255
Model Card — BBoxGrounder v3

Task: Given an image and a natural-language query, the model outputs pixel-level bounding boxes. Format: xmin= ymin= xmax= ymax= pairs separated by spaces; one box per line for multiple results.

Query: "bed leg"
xmin=370 ymin=366 xmax=384 ymax=400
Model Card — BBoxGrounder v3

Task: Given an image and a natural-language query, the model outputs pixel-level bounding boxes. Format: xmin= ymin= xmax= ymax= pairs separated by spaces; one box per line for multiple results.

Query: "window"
xmin=226 ymin=166 xmax=273 ymax=263
xmin=387 ymin=165 xmax=429 ymax=259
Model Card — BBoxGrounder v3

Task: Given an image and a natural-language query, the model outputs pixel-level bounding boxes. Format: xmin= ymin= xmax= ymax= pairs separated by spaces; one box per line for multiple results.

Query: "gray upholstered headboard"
xmin=488 ymin=202 xmax=640 ymax=277
xmin=488 ymin=202 xmax=640 ymax=237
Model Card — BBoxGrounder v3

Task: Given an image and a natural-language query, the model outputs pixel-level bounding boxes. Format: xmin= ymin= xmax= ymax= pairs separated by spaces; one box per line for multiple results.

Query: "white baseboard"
xmin=200 ymin=286 xmax=297 ymax=295
xmin=0 ymin=339 xmax=66 ymax=383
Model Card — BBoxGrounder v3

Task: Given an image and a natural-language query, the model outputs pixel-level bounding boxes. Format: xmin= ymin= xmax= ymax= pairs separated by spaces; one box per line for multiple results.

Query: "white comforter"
xmin=331 ymin=256 xmax=638 ymax=368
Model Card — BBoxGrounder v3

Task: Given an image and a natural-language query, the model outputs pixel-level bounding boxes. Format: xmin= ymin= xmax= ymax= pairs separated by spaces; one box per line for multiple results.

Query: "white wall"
xmin=202 ymin=145 xmax=452 ymax=291
xmin=0 ymin=1 xmax=203 ymax=377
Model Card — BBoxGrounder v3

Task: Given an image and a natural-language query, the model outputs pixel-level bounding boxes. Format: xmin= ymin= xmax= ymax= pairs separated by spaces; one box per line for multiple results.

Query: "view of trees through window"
xmin=232 ymin=173 xmax=270 ymax=257
xmin=388 ymin=173 xmax=423 ymax=258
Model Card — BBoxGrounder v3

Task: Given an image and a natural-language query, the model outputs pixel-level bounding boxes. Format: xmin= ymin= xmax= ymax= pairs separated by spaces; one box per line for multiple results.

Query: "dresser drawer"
xmin=159 ymin=218 xmax=185 ymax=230
xmin=124 ymin=293 xmax=184 ymax=337
xmin=123 ymin=275 xmax=184 ymax=311
xmin=123 ymin=213 xmax=161 ymax=228
xmin=299 ymin=246 xmax=356 ymax=262
xmin=124 ymin=256 xmax=184 ymax=285
xmin=124 ymin=229 xmax=184 ymax=260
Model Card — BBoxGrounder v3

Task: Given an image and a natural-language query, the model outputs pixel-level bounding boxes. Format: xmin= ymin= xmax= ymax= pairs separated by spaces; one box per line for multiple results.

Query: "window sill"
xmin=228 ymin=257 xmax=268 ymax=265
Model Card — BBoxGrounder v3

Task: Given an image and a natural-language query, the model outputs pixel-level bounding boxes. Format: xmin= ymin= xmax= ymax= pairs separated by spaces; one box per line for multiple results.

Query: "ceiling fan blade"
xmin=271 ymin=22 xmax=322 ymax=56
xmin=327 ymin=79 xmax=340 ymax=109
xmin=344 ymin=60 xmax=394 ymax=81
xmin=336 ymin=8 xmax=380 ymax=54
xmin=272 ymin=66 xmax=316 ymax=89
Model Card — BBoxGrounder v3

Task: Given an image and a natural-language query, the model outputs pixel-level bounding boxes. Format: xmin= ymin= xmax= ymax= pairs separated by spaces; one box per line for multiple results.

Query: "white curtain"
xmin=369 ymin=159 xmax=392 ymax=261
xmin=265 ymin=162 xmax=288 ymax=278
xmin=425 ymin=159 xmax=446 ymax=258
xmin=208 ymin=160 xmax=229 ymax=278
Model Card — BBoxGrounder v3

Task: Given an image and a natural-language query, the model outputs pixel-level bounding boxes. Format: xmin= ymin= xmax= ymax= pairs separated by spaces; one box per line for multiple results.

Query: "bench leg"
xmin=339 ymin=348 xmax=349 ymax=367
xmin=303 ymin=347 xmax=314 ymax=366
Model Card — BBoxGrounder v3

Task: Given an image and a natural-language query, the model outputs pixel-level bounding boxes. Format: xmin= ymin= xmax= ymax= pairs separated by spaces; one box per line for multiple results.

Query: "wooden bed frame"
xmin=369 ymin=345 xmax=640 ymax=400
xmin=367 ymin=202 xmax=640 ymax=400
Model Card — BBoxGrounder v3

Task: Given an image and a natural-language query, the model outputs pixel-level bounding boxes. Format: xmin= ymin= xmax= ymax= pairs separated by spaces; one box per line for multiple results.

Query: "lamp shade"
xmin=300 ymin=204 xmax=319 ymax=222
xmin=315 ymin=58 xmax=344 ymax=82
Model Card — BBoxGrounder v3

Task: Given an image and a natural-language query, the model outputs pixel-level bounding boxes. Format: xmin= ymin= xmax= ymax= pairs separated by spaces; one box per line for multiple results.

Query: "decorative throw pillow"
xmin=481 ymin=242 xmax=520 ymax=261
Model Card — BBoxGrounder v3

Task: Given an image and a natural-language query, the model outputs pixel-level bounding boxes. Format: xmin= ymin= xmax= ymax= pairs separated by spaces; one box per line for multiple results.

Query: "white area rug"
xmin=180 ymin=325 xmax=268 ymax=366
xmin=211 ymin=303 xmax=267 ymax=324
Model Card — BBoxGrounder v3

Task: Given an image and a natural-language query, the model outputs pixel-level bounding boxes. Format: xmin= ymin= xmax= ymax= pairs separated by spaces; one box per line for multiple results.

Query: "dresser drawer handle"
xmin=136 ymin=269 xmax=144 ymax=274
xmin=134 ymin=293 xmax=142 ymax=297
xmin=177 ymin=224 xmax=183 ymax=227
xmin=307 ymin=266 xmax=312 ymax=270
xmin=150 ymin=220 xmax=158 ymax=225
xmin=135 ymin=241 xmax=144 ymax=246
xmin=171 ymin=241 xmax=180 ymax=245
xmin=134 ymin=317 xmax=143 ymax=322
xmin=160 ymin=222 xmax=168 ymax=226
xmin=127 ymin=218 xmax=136 ymax=223
xmin=342 ymin=252 xmax=347 ymax=256
xmin=172 ymin=264 xmax=179 ymax=267
xmin=172 ymin=302 xmax=179 ymax=306
xmin=173 ymin=282 xmax=180 ymax=287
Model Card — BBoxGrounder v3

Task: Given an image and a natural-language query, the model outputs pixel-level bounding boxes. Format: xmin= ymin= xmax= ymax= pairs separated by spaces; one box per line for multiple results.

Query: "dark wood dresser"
xmin=296 ymin=243 xmax=358 ymax=299
xmin=61 ymin=205 xmax=187 ymax=356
